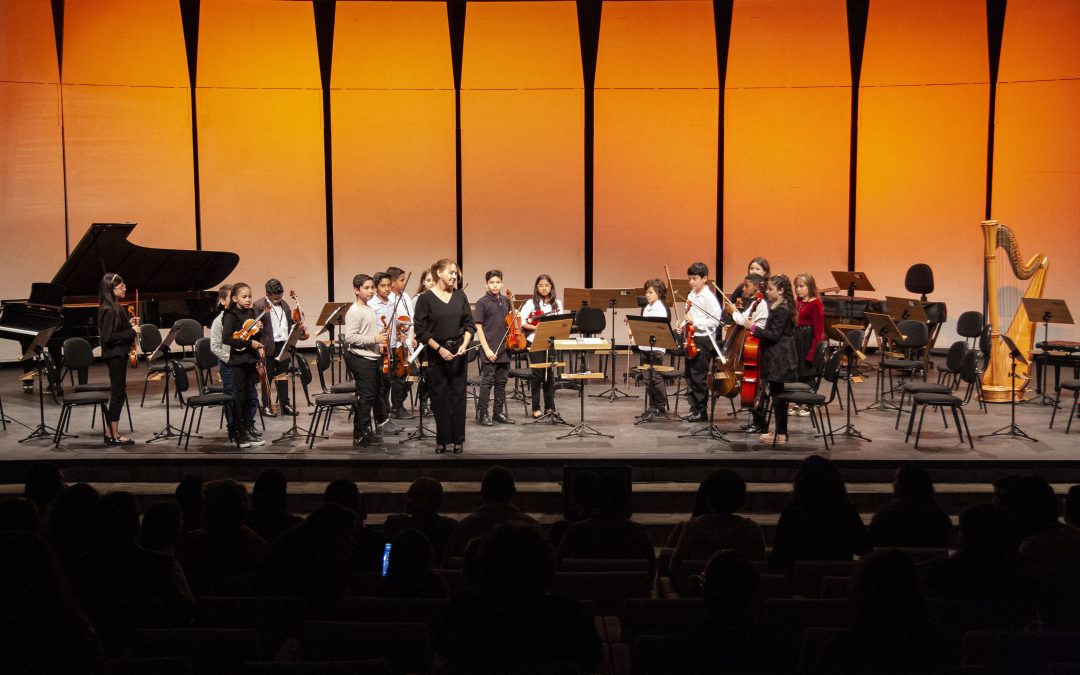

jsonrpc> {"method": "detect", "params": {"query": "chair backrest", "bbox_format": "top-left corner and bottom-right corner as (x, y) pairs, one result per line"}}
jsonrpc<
(811, 340), (829, 375)
(576, 307), (606, 336)
(959, 349), (981, 384)
(944, 340), (968, 372)
(904, 263), (934, 299)
(140, 324), (163, 355)
(820, 349), (843, 386)
(296, 355), (313, 387)
(314, 342), (332, 391)
(956, 310), (985, 339)
(170, 360), (191, 396)
(195, 337), (217, 370)
(62, 337), (95, 370)
(895, 319), (929, 349)
(845, 329), (865, 358)
(173, 318), (204, 348)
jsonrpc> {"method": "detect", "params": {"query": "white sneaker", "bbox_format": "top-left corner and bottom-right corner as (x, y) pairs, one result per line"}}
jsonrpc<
(797, 406), (811, 417)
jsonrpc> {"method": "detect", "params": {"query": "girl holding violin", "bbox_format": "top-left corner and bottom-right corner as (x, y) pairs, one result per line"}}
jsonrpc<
(221, 282), (266, 448)
(473, 269), (517, 426)
(519, 274), (562, 418)
(97, 273), (139, 445)
(637, 278), (671, 417)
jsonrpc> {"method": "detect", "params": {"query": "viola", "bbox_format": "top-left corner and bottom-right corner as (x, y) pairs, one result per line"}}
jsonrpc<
(231, 307), (270, 351)
(505, 290), (527, 351)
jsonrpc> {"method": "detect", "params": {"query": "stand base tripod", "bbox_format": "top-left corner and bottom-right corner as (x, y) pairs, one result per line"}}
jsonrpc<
(533, 409), (569, 426)
(979, 423), (1038, 442)
(146, 364), (182, 443)
(834, 364), (871, 442)
(678, 392), (730, 443)
(19, 362), (67, 444)
(979, 353), (1037, 442)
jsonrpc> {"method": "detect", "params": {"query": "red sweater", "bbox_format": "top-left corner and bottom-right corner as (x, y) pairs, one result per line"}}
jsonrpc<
(796, 297), (825, 362)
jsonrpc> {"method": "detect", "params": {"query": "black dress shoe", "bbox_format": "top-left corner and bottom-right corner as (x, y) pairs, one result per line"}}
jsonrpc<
(435, 445), (447, 454)
(492, 413), (515, 424)
(743, 425), (765, 434)
(103, 436), (118, 446)
(683, 412), (707, 422)
(262, 406), (278, 418)
(281, 404), (297, 417)
(392, 407), (413, 420)
(115, 436), (135, 446)
(478, 415), (493, 427)
(453, 444), (464, 454)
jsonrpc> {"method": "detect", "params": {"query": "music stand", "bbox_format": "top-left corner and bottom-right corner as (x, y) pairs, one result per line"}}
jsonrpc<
(400, 348), (437, 444)
(1023, 298), (1074, 407)
(885, 296), (929, 323)
(530, 318), (573, 425)
(17, 327), (62, 443)
(316, 302), (350, 383)
(832, 330), (871, 442)
(980, 334), (1038, 442)
(563, 288), (591, 311)
(863, 312), (905, 412)
(627, 316), (678, 424)
(272, 324), (308, 443)
(586, 288), (639, 402)
(145, 325), (183, 443)
(831, 271), (875, 327)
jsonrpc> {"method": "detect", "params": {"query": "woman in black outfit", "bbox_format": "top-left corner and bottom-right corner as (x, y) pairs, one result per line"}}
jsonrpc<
(414, 259), (475, 454)
(220, 282), (266, 448)
(735, 272), (797, 444)
(97, 273), (139, 445)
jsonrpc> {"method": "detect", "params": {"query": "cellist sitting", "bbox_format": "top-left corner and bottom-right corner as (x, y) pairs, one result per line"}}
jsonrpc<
(473, 270), (516, 426)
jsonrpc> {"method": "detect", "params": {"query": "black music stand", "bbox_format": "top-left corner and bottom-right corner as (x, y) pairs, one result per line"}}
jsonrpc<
(833, 330), (871, 442)
(863, 312), (905, 412)
(831, 271), (875, 326)
(530, 318), (573, 426)
(17, 327), (62, 443)
(145, 326), (183, 443)
(315, 302), (350, 384)
(586, 288), (639, 402)
(885, 296), (929, 323)
(980, 334), (1038, 442)
(272, 324), (308, 443)
(1023, 298), (1074, 407)
(400, 347), (437, 444)
(627, 316), (678, 424)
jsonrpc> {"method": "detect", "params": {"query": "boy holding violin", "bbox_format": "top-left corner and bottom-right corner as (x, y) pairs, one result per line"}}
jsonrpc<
(473, 269), (516, 426)
(254, 278), (309, 417)
(386, 266), (416, 420)
(369, 272), (403, 436)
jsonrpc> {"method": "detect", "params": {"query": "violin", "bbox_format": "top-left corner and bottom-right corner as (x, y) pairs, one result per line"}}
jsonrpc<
(231, 307), (270, 351)
(379, 316), (391, 375)
(505, 290), (527, 351)
(683, 300), (699, 359)
(288, 290), (310, 339)
(256, 356), (276, 415)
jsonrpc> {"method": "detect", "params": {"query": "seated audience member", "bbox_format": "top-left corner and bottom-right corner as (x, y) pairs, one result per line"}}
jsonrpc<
(0, 497), (39, 534)
(1067, 484), (1080, 527)
(48, 483), (103, 573)
(548, 471), (600, 551)
(383, 477), (459, 563)
(670, 470), (766, 583)
(434, 522), (601, 673)
(174, 474), (204, 534)
(0, 531), (106, 674)
(268, 503), (358, 608)
(556, 473), (656, 577)
(812, 550), (948, 674)
(141, 501), (183, 555)
(868, 463), (952, 549)
(633, 551), (796, 674)
(665, 479), (711, 548)
(769, 455), (870, 572)
(1011, 476), (1080, 629)
(373, 528), (448, 599)
(176, 479), (268, 596)
(323, 479), (384, 572)
(246, 468), (303, 543)
(69, 491), (194, 626)
(922, 502), (1020, 601)
(444, 466), (539, 562)
(22, 462), (65, 524)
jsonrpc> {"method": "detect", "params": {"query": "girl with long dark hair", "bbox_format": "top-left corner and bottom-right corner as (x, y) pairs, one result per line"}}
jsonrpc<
(220, 282), (266, 448)
(735, 273), (798, 443)
(97, 273), (138, 445)
(519, 274), (563, 418)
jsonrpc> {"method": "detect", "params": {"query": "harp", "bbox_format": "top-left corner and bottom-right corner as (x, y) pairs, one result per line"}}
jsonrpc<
(981, 220), (1048, 403)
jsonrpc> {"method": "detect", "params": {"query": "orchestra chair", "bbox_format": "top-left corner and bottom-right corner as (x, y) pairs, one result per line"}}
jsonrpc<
(305, 390), (357, 449)
(57, 337), (133, 433)
(194, 337), (264, 433)
(171, 360), (233, 450)
(1049, 379), (1080, 433)
(881, 319), (930, 395)
(956, 310), (986, 353)
(773, 349), (841, 451)
(315, 341), (354, 395)
(44, 354), (110, 448)
(139, 324), (194, 407)
(903, 351), (979, 450)
(507, 356), (539, 417)
(894, 342), (968, 429)
(905, 263), (935, 302)
(575, 306), (606, 372)
(173, 318), (204, 368)
(934, 340), (969, 390)
(465, 347), (484, 421)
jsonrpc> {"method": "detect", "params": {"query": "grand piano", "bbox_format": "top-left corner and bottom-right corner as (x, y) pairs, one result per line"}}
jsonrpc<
(1, 223), (239, 360)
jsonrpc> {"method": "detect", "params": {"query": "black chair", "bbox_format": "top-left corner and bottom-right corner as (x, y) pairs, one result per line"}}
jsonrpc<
(934, 340), (968, 390)
(61, 336), (133, 432)
(315, 341), (354, 394)
(784, 340), (829, 396)
(1049, 379), (1080, 433)
(892, 341), (968, 429)
(194, 337), (222, 394)
(575, 306), (607, 373)
(881, 319), (930, 393)
(138, 324), (193, 406)
(171, 360), (233, 450)
(305, 389), (358, 448)
(507, 350), (540, 417)
(904, 351), (977, 450)
(956, 311), (985, 351)
(173, 318), (204, 367)
(905, 263), (935, 302)
(44, 354), (110, 448)
(773, 349), (840, 450)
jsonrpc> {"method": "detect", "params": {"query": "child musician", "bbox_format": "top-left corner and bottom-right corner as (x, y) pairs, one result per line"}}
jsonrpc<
(679, 262), (722, 422)
(725, 257), (770, 325)
(369, 272), (402, 437)
(254, 278), (308, 417)
(386, 266), (415, 420)
(734, 274), (798, 444)
(221, 283), (266, 448)
(519, 274), (563, 419)
(794, 273), (825, 415)
(474, 270), (516, 426)
(343, 274), (389, 447)
(725, 273), (769, 332)
(638, 278), (671, 417)
(96, 273), (138, 445)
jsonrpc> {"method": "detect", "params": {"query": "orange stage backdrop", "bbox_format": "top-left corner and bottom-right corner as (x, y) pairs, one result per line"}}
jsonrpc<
(62, 0), (194, 251)
(593, 0), (717, 291)
(992, 0), (1080, 342)
(723, 0), (849, 296)
(331, 1), (456, 301)
(856, 0), (989, 343)
(460, 1), (584, 295)
(196, 0), (327, 320)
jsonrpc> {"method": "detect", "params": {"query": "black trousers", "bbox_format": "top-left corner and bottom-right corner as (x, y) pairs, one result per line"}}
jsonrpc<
(104, 355), (127, 423)
(529, 350), (556, 412)
(374, 369), (390, 424)
(261, 352), (290, 408)
(752, 381), (788, 434)
(479, 359), (509, 417)
(345, 353), (379, 438)
(231, 362), (257, 436)
(684, 336), (715, 415)
(427, 354), (467, 445)
(640, 350), (668, 411)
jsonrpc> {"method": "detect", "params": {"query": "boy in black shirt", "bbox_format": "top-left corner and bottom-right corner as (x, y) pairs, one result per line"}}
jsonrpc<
(474, 270), (516, 426)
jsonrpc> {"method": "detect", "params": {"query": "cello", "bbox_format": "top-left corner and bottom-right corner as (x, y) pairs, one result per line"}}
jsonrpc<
(717, 283), (762, 408)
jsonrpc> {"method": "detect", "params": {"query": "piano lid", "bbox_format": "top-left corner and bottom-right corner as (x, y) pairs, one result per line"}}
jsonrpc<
(52, 223), (239, 296)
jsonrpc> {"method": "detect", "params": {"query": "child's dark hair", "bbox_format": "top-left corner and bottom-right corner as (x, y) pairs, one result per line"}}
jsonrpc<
(643, 278), (667, 302)
(769, 274), (796, 312)
(353, 274), (373, 290)
(373, 272), (391, 287)
(387, 266), (405, 281)
(228, 282), (250, 310)
(486, 269), (504, 282)
(217, 284), (233, 302)
(687, 262), (709, 278)
(745, 273), (764, 288)
(533, 274), (560, 313)
(749, 257), (771, 279)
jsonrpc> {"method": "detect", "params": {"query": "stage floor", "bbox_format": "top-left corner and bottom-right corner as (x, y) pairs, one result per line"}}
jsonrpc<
(1, 358), (1076, 467)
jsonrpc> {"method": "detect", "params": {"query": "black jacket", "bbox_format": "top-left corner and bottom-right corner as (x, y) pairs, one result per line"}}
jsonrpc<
(754, 303), (797, 384)
(221, 307), (260, 365)
(97, 306), (135, 359)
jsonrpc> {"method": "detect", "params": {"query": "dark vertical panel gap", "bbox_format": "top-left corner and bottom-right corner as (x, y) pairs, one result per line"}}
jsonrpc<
(51, 0), (70, 256)
(846, 0), (870, 272)
(985, 0), (1007, 220)
(180, 0), (202, 250)
(713, 0), (734, 284)
(577, 1), (601, 288)
(448, 1), (466, 277)
(314, 0), (336, 299)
